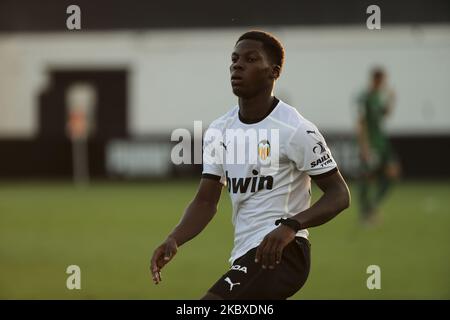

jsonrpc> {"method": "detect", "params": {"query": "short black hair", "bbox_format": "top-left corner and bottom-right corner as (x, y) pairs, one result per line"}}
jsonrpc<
(236, 30), (285, 71)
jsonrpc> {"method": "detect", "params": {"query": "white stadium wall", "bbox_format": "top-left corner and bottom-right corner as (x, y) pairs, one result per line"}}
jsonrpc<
(0, 25), (450, 138)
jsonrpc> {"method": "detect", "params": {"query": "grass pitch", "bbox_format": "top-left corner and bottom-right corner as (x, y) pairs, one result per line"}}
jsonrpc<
(0, 180), (449, 299)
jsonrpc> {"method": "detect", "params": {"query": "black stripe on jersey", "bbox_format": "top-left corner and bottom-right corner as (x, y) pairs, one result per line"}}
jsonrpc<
(202, 173), (222, 181)
(310, 167), (338, 180)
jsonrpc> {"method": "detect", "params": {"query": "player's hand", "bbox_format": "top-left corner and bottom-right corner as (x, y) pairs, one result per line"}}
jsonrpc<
(150, 236), (178, 284)
(255, 225), (296, 270)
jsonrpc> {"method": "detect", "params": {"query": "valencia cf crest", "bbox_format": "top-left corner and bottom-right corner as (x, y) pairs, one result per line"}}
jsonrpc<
(258, 139), (271, 161)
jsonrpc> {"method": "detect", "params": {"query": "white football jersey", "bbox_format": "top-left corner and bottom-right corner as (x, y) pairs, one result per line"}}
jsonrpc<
(202, 99), (337, 264)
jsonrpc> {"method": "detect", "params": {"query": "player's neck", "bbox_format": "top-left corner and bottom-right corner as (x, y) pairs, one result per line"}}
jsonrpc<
(238, 93), (277, 124)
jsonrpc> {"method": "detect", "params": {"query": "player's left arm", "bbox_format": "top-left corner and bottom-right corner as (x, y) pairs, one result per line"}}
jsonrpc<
(255, 170), (350, 269)
(296, 170), (350, 228)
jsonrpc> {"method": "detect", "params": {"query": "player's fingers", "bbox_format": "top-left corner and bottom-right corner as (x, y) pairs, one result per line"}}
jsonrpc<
(267, 240), (280, 269)
(275, 244), (283, 265)
(154, 255), (167, 284)
(255, 238), (267, 263)
(155, 271), (162, 284)
(150, 250), (161, 284)
(152, 269), (160, 284)
(261, 239), (275, 269)
(150, 248), (163, 274)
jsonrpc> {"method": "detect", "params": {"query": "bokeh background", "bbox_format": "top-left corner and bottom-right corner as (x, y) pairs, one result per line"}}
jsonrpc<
(0, 0), (449, 299)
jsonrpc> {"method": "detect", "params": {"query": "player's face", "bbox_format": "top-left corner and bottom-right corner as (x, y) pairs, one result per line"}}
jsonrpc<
(372, 73), (385, 89)
(230, 40), (275, 98)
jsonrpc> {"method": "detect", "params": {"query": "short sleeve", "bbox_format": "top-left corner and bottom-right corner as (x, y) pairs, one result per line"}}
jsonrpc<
(202, 124), (226, 184)
(286, 123), (337, 177)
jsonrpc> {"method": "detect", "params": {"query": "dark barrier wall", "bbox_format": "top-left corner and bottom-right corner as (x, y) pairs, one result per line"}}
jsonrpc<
(0, 135), (449, 179)
(1, 0), (449, 32)
(39, 70), (128, 140)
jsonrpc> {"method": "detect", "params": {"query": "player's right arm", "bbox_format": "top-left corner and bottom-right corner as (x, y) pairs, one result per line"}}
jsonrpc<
(150, 177), (223, 284)
(356, 94), (371, 163)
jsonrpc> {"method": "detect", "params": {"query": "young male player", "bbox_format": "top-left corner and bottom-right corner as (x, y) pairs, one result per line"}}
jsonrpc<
(151, 31), (350, 299)
(357, 67), (400, 225)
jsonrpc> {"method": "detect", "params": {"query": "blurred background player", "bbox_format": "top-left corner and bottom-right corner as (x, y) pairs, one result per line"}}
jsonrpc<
(356, 67), (401, 225)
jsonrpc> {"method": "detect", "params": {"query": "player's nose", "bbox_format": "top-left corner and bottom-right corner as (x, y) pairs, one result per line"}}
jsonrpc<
(231, 61), (244, 72)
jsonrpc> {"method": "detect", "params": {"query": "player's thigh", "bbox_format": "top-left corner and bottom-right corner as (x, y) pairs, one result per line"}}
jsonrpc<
(201, 292), (223, 300)
(206, 238), (310, 300)
(267, 237), (311, 299)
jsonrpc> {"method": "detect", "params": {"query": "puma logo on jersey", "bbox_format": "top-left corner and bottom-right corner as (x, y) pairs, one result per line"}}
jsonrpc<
(224, 277), (240, 291)
(311, 153), (332, 168)
(230, 264), (248, 273)
(220, 141), (229, 151)
(225, 170), (273, 194)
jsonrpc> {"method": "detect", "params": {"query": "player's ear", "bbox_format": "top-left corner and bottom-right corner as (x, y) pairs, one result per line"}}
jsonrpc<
(271, 65), (281, 80)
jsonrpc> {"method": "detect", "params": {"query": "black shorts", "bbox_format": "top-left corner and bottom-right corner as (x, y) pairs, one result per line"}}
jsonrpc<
(207, 237), (311, 300)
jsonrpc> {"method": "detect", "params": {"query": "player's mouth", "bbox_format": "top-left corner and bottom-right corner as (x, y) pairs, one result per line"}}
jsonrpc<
(231, 74), (244, 86)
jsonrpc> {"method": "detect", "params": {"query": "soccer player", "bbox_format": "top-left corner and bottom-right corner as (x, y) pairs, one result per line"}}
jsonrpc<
(150, 31), (350, 299)
(356, 67), (401, 225)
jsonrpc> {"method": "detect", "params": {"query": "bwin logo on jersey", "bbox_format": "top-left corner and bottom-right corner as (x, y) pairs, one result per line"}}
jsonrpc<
(225, 169), (274, 194)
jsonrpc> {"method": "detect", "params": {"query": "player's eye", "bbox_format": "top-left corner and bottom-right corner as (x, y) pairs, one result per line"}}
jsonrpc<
(247, 57), (257, 62)
(231, 56), (238, 63)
